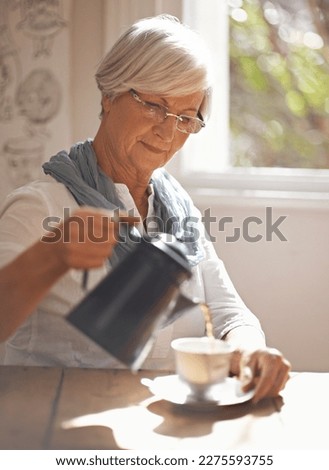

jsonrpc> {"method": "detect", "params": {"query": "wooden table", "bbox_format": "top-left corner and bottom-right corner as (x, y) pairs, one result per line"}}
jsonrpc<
(0, 366), (328, 450)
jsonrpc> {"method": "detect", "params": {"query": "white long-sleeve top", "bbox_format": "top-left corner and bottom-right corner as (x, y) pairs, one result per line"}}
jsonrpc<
(0, 174), (264, 369)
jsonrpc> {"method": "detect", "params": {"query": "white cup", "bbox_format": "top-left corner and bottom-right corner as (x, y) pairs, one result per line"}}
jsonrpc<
(171, 337), (234, 399)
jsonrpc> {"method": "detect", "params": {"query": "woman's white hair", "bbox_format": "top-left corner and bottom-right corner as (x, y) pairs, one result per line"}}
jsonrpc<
(95, 14), (213, 119)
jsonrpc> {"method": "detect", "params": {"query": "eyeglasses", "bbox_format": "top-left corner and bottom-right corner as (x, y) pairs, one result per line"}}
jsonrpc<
(129, 89), (205, 134)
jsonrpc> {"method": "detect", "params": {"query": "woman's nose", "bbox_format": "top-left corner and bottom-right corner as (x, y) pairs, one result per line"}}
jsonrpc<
(154, 116), (177, 141)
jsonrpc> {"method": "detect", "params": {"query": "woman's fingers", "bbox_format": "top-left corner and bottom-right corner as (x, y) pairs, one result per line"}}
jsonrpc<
(42, 209), (140, 269)
(240, 348), (291, 403)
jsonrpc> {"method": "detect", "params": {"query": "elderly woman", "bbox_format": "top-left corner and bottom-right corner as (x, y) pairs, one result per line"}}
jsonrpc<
(0, 15), (290, 402)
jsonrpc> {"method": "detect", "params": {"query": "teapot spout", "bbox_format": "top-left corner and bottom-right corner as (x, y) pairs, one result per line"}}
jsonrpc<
(165, 293), (200, 326)
(174, 293), (200, 313)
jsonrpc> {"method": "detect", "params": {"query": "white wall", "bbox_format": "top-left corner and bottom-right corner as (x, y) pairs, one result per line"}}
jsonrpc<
(191, 197), (329, 372)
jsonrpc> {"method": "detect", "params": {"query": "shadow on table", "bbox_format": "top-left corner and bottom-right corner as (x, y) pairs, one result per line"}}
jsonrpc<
(145, 395), (284, 439)
(55, 392), (284, 449)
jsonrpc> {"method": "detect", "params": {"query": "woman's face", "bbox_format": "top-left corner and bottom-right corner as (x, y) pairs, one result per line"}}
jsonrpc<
(99, 89), (204, 176)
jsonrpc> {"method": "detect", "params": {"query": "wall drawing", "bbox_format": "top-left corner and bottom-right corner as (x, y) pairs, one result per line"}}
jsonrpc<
(0, 0), (21, 121)
(16, 0), (66, 57)
(0, 0), (67, 194)
(3, 68), (61, 186)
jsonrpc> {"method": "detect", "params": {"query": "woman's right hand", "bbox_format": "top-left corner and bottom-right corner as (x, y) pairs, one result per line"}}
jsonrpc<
(42, 207), (139, 270)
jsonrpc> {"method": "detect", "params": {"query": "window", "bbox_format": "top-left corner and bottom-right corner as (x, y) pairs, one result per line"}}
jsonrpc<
(230, 0), (329, 169)
(177, 0), (329, 201)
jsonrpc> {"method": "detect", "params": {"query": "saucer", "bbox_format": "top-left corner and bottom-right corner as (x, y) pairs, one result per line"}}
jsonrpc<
(141, 375), (254, 409)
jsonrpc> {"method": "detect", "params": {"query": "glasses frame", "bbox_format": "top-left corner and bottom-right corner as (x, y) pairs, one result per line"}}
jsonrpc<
(129, 89), (205, 135)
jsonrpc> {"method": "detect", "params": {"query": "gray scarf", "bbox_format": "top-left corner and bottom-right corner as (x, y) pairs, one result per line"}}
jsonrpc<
(43, 139), (204, 266)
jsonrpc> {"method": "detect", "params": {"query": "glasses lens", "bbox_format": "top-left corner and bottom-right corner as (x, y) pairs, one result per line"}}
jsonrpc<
(143, 102), (166, 123)
(177, 116), (203, 134)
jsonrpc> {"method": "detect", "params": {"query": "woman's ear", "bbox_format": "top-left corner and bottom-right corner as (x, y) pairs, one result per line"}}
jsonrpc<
(102, 94), (111, 113)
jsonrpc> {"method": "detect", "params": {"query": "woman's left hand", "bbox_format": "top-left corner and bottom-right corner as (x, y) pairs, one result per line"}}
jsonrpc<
(239, 347), (291, 403)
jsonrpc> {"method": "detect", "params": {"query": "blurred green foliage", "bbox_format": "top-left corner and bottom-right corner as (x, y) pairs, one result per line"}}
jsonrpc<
(229, 0), (329, 168)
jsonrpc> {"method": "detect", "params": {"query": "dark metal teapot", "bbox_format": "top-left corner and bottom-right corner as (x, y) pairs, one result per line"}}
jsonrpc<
(67, 234), (198, 370)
